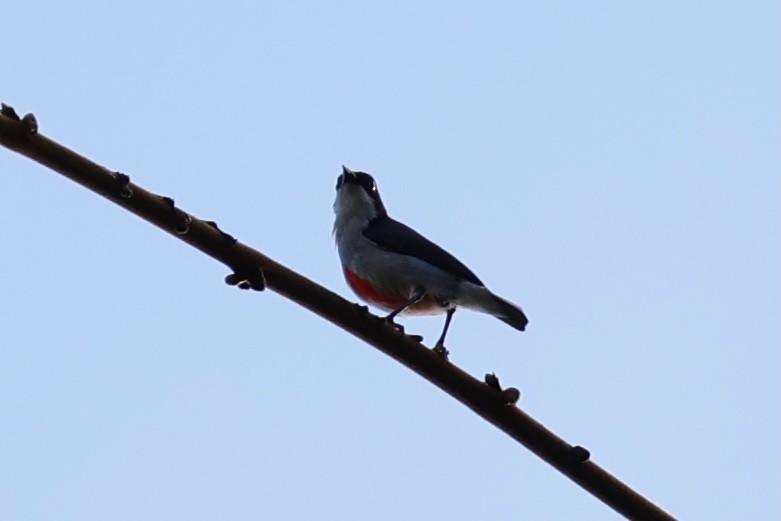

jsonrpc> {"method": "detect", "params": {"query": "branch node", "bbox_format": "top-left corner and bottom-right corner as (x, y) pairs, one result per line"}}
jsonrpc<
(502, 387), (521, 405)
(161, 196), (192, 235)
(205, 220), (237, 244)
(485, 372), (501, 390)
(114, 172), (133, 199)
(225, 268), (266, 291)
(22, 113), (38, 134)
(485, 373), (522, 404)
(1, 103), (20, 120)
(570, 445), (591, 463)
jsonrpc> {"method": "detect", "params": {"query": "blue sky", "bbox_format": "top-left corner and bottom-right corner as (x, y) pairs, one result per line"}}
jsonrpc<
(1, 2), (778, 519)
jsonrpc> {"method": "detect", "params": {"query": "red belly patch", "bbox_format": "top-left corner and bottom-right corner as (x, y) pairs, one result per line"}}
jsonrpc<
(344, 269), (441, 314)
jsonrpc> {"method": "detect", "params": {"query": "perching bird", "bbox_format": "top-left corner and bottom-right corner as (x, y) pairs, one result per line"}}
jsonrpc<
(333, 166), (528, 355)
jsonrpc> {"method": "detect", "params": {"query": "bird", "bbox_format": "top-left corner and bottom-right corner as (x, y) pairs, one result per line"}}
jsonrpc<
(333, 166), (528, 356)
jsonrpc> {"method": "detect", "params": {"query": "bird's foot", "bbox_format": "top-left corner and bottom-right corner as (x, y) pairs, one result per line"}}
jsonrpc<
(380, 316), (423, 342)
(432, 343), (450, 360)
(382, 315), (405, 333)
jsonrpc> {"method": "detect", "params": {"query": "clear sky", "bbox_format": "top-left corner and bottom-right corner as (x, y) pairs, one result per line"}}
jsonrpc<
(1, 2), (778, 520)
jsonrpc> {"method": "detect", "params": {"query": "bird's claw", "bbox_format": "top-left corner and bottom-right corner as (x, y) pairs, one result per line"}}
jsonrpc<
(382, 316), (405, 332)
(380, 317), (424, 342)
(432, 344), (450, 360)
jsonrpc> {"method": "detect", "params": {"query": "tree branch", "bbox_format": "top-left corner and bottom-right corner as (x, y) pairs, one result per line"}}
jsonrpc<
(0, 105), (676, 521)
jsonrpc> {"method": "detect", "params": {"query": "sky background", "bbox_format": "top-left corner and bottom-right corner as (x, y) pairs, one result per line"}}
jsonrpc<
(1, 2), (778, 520)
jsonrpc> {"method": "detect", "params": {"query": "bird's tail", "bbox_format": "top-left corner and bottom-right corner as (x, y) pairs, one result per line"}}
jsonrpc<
(460, 283), (528, 331)
(494, 297), (529, 331)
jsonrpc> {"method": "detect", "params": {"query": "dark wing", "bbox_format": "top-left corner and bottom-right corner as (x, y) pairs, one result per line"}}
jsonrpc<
(363, 216), (483, 286)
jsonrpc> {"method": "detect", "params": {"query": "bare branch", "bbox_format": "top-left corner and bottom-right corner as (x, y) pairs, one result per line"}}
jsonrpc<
(1, 105), (676, 521)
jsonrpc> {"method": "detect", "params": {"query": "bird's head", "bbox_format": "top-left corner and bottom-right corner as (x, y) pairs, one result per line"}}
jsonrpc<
(333, 165), (387, 223)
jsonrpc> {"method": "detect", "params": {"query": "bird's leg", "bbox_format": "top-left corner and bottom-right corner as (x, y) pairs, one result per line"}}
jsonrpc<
(384, 288), (425, 333)
(433, 308), (455, 358)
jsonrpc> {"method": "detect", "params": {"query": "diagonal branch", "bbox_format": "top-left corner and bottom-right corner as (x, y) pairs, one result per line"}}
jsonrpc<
(0, 105), (676, 521)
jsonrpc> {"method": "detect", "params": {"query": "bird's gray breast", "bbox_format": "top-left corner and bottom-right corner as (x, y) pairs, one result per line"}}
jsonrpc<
(335, 218), (462, 303)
